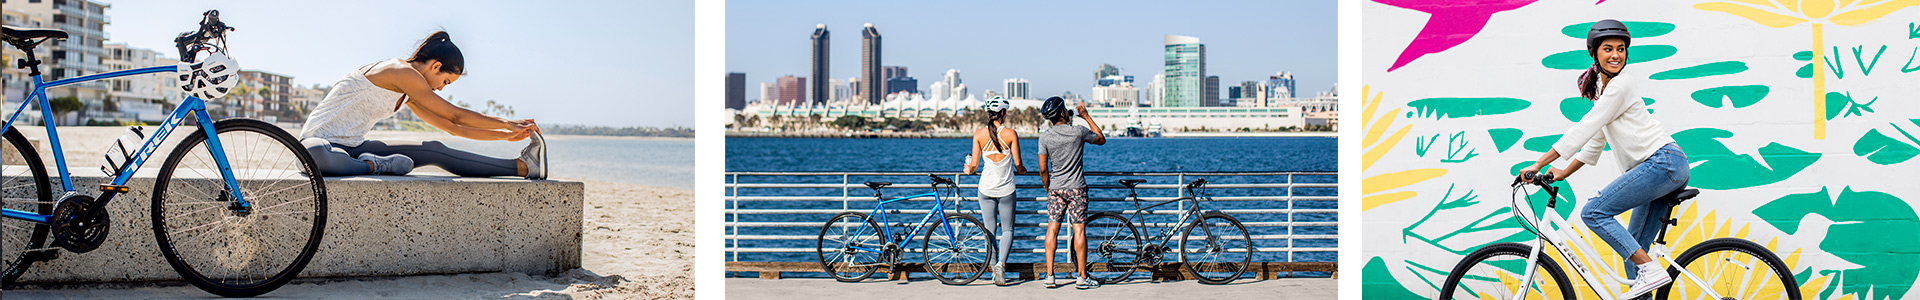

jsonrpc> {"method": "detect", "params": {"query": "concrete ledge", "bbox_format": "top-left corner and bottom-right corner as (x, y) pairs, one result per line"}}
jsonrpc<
(16, 171), (583, 283)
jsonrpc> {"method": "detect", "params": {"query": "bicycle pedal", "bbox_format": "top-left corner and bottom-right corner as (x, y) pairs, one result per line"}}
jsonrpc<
(98, 184), (129, 193)
(22, 249), (58, 261)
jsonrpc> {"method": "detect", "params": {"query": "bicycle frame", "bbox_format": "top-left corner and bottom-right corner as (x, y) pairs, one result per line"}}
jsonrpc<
(845, 185), (962, 259)
(1124, 195), (1204, 250)
(1505, 186), (1721, 300)
(0, 62), (248, 225)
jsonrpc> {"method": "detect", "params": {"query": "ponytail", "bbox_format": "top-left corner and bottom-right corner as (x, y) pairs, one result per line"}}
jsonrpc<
(1578, 66), (1600, 100)
(408, 31), (465, 75)
(985, 111), (1005, 152)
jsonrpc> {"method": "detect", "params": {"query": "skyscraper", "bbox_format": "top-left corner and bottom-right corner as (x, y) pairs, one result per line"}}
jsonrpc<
(1239, 81), (1261, 106)
(726, 72), (746, 110)
(759, 82), (778, 105)
(862, 24), (883, 104)
(1095, 64), (1120, 80)
(882, 66), (908, 81)
(810, 24), (830, 105)
(777, 75), (807, 105)
(1204, 75), (1221, 106)
(1162, 35), (1205, 107)
(1003, 78), (1029, 100)
(1227, 86), (1242, 100)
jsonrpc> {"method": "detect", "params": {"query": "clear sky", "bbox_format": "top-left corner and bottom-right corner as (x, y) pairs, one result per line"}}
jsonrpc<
(726, 0), (1336, 103)
(100, 0), (693, 127)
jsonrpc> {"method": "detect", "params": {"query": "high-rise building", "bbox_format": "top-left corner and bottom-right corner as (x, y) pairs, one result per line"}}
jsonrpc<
(827, 78), (845, 103)
(1162, 35), (1205, 107)
(885, 76), (917, 95)
(1266, 72), (1296, 99)
(1003, 78), (1029, 100)
(943, 69), (963, 94)
(11, 0), (114, 116)
(861, 24), (882, 104)
(759, 82), (778, 105)
(882, 66), (907, 81)
(1090, 82), (1138, 107)
(848, 77), (863, 102)
(1204, 75), (1221, 106)
(1227, 86), (1242, 100)
(2, 8), (52, 106)
(236, 70), (295, 121)
(726, 73), (746, 110)
(777, 75), (807, 105)
(810, 24), (830, 105)
(1095, 64), (1120, 80)
(1145, 72), (1164, 107)
(1238, 80), (1261, 106)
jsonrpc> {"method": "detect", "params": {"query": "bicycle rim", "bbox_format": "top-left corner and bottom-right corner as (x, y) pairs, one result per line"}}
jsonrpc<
(1437, 243), (1575, 300)
(1082, 213), (1141, 284)
(0, 127), (52, 287)
(1180, 214), (1251, 284)
(816, 212), (880, 282)
(1660, 238), (1801, 300)
(923, 214), (989, 285)
(152, 119), (326, 297)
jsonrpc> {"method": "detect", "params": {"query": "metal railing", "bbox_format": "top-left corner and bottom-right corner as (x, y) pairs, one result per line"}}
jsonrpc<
(724, 171), (1337, 277)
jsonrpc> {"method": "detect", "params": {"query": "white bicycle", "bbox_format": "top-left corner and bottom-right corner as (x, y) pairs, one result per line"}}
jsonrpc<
(1435, 172), (1799, 300)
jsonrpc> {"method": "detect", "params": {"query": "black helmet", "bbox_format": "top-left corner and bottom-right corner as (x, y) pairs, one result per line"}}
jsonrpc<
(1040, 96), (1068, 121)
(1586, 19), (1631, 54)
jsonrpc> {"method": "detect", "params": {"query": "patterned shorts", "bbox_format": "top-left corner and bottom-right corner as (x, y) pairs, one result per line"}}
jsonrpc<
(1046, 188), (1089, 224)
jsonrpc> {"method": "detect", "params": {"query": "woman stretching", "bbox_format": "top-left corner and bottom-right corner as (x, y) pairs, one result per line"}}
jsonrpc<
(299, 31), (546, 179)
(1519, 19), (1690, 299)
(963, 97), (1025, 286)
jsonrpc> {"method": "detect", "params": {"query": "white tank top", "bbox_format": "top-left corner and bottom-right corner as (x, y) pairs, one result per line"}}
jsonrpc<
(299, 62), (406, 147)
(977, 133), (1016, 198)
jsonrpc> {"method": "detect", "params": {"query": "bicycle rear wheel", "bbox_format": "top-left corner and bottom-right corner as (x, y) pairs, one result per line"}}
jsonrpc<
(1657, 238), (1801, 300)
(816, 212), (881, 282)
(151, 119), (326, 297)
(1437, 242), (1576, 300)
(1179, 212), (1252, 284)
(1081, 212), (1142, 284)
(923, 213), (991, 285)
(0, 127), (52, 288)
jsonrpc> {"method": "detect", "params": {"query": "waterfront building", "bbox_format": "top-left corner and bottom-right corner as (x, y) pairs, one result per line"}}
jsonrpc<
(9, 0), (113, 119)
(1204, 75), (1221, 106)
(861, 24), (882, 104)
(1162, 35), (1205, 107)
(759, 82), (778, 106)
(1090, 82), (1139, 107)
(103, 43), (176, 122)
(828, 78), (848, 102)
(776, 75), (806, 105)
(1087, 106), (1306, 133)
(1003, 78), (1028, 100)
(1095, 63), (1119, 80)
(726, 72), (746, 110)
(810, 24), (829, 105)
(1227, 86), (1241, 100)
(234, 70), (295, 122)
(2, 7), (52, 109)
(885, 76), (917, 96)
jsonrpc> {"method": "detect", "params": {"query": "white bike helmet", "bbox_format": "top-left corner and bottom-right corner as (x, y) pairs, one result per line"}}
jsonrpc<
(177, 52), (239, 100)
(982, 97), (1010, 113)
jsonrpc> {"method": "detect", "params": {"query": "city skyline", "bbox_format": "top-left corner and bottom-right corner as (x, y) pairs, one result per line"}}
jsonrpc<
(726, 0), (1335, 105)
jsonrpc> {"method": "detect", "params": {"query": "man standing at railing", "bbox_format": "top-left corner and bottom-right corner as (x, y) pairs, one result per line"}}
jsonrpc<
(1036, 96), (1106, 289)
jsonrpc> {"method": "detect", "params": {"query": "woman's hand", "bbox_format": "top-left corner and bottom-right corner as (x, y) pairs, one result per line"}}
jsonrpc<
(1518, 164), (1543, 183)
(504, 119), (538, 142)
(1547, 167), (1570, 181)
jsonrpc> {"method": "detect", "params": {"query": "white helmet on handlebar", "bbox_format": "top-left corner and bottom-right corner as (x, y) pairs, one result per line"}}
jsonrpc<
(177, 52), (240, 100)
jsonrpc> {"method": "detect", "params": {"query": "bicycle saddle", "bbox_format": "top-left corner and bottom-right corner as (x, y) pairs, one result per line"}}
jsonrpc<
(864, 181), (892, 189)
(2, 26), (68, 50)
(1117, 179), (1147, 188)
(1658, 188), (1699, 205)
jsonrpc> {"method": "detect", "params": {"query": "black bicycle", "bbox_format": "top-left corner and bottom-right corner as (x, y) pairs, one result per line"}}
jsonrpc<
(1078, 178), (1253, 284)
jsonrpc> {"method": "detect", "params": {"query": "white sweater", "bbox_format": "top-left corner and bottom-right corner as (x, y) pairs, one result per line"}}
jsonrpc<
(1551, 71), (1676, 173)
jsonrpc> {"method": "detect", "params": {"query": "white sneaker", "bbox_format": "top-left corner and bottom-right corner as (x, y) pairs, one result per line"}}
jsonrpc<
(1622, 261), (1671, 299)
(1075, 276), (1100, 290)
(991, 263), (1007, 286)
(520, 130), (547, 179)
(358, 153), (413, 175)
(1043, 273), (1060, 288)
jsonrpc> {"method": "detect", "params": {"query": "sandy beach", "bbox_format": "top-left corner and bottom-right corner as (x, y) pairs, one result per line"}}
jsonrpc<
(4, 127), (695, 299)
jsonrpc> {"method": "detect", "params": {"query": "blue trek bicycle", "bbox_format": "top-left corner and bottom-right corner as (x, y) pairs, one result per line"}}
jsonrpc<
(815, 174), (995, 285)
(1, 11), (327, 297)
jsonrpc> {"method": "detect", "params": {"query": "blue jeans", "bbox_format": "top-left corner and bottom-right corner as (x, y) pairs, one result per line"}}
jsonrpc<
(1581, 142), (1688, 278)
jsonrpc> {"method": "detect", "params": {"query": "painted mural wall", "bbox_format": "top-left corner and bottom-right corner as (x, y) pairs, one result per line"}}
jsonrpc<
(1363, 0), (1920, 299)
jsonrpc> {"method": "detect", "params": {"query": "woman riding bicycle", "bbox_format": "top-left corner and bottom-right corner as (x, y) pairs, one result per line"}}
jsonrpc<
(299, 31), (547, 179)
(962, 97), (1025, 286)
(1518, 19), (1691, 299)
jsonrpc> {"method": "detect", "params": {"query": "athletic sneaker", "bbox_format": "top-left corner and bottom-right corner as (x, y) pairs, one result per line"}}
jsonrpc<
(1622, 261), (1672, 299)
(1075, 276), (1099, 290)
(1043, 273), (1060, 288)
(991, 263), (1008, 286)
(520, 130), (547, 179)
(358, 153), (413, 175)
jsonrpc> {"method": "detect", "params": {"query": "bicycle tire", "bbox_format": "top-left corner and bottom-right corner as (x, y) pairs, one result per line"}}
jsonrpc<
(816, 212), (882, 282)
(0, 127), (52, 288)
(1179, 212), (1252, 284)
(1657, 238), (1802, 300)
(1079, 212), (1142, 284)
(923, 213), (991, 285)
(151, 119), (327, 297)
(1436, 242), (1576, 300)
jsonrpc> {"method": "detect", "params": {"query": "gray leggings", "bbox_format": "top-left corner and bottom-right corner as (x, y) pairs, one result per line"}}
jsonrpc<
(977, 193), (1017, 265)
(303, 138), (518, 177)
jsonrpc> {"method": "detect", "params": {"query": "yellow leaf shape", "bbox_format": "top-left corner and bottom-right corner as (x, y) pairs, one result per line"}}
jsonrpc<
(1361, 85), (1380, 139)
(1803, 0), (1837, 18)
(1831, 0), (1920, 25)
(1728, 0), (1783, 7)
(1698, 2), (1812, 27)
(1362, 116), (1411, 171)
(1361, 191), (1417, 211)
(1362, 168), (1446, 195)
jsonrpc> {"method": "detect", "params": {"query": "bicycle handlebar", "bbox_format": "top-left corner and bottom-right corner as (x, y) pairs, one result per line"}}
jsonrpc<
(928, 174), (954, 186)
(1514, 171), (1556, 187)
(173, 10), (235, 62)
(1186, 178), (1207, 190)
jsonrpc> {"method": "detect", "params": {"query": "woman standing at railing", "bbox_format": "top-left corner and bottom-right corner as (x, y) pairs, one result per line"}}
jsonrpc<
(963, 97), (1025, 286)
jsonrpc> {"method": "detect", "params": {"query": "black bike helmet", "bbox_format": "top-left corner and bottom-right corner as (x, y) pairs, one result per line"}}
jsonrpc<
(1040, 96), (1068, 121)
(1586, 19), (1630, 54)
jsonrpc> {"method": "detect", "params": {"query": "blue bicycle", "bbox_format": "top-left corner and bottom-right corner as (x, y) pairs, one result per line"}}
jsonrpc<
(815, 174), (994, 285)
(1, 11), (326, 297)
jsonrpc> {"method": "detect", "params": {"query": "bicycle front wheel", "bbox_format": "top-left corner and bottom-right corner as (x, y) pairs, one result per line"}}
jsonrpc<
(151, 119), (327, 297)
(923, 213), (991, 285)
(816, 212), (881, 282)
(1658, 238), (1801, 300)
(1436, 242), (1575, 300)
(0, 127), (52, 288)
(1081, 212), (1142, 284)
(1179, 212), (1252, 284)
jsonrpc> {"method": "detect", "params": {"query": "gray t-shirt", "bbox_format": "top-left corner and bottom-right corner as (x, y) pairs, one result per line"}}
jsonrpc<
(1038, 124), (1100, 190)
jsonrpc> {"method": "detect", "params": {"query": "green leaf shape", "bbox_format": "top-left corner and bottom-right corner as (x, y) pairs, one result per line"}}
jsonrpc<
(1406, 97), (1531, 119)
(1795, 51), (1813, 61)
(1753, 187), (1920, 300)
(1799, 64), (1814, 78)
(1690, 85), (1769, 108)
(1524, 134), (1561, 153)
(1855, 128), (1920, 165)
(1489, 128), (1523, 153)
(1561, 97), (1591, 123)
(1362, 257), (1428, 300)
(1651, 61), (1748, 80)
(1404, 184), (1534, 255)
(1560, 21), (1676, 39)
(1826, 92), (1850, 120)
(1541, 45), (1679, 70)
(1674, 128), (1821, 190)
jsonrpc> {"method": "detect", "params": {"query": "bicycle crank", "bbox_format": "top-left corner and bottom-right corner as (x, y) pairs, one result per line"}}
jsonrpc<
(50, 194), (110, 253)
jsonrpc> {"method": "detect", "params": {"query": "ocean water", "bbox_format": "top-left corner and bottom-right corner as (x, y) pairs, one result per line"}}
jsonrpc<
(431, 135), (692, 189)
(725, 137), (1338, 277)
